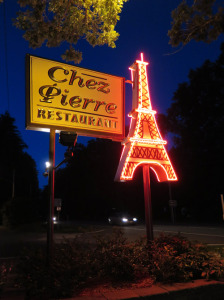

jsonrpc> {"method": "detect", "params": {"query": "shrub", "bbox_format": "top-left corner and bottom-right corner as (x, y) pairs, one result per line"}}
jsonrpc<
(147, 234), (224, 282)
(2, 196), (38, 228)
(92, 229), (145, 281)
(16, 237), (94, 299)
(0, 262), (12, 294)
(15, 232), (224, 299)
(17, 248), (53, 299)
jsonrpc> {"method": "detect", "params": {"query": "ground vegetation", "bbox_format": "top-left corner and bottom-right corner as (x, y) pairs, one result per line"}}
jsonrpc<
(7, 231), (224, 299)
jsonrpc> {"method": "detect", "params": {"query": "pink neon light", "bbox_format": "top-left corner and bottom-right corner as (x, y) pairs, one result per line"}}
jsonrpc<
(121, 161), (177, 182)
(121, 161), (168, 181)
(129, 138), (167, 145)
(116, 52), (178, 182)
(136, 108), (157, 114)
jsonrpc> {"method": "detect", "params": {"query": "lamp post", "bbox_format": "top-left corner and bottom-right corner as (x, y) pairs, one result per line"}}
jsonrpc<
(44, 131), (77, 266)
(47, 129), (55, 266)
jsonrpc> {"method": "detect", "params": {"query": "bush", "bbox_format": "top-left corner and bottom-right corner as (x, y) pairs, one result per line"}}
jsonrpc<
(147, 234), (224, 282)
(93, 229), (146, 281)
(16, 237), (94, 299)
(0, 262), (12, 293)
(15, 232), (224, 299)
(2, 196), (38, 228)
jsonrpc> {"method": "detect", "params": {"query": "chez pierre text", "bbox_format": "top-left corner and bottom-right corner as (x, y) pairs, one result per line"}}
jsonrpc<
(38, 66), (117, 115)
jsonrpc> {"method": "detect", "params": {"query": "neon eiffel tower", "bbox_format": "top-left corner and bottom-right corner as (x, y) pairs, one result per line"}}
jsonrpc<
(115, 53), (177, 182)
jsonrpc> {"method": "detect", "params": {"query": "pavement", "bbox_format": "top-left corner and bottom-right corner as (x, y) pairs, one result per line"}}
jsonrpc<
(2, 279), (224, 300)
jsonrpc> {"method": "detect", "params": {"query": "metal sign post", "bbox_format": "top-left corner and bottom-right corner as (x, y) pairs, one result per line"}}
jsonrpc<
(47, 128), (55, 265)
(221, 194), (224, 221)
(143, 165), (153, 242)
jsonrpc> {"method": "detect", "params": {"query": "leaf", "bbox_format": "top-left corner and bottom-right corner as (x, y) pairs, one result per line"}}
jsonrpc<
(13, 0), (128, 63)
(201, 271), (207, 277)
(168, 0), (224, 47)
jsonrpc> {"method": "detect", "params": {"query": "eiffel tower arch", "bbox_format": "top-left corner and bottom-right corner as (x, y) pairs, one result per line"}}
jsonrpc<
(115, 54), (177, 182)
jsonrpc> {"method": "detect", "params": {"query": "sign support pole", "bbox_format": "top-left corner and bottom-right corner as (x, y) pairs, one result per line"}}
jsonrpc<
(221, 194), (224, 221)
(47, 129), (55, 265)
(169, 183), (175, 224)
(143, 165), (153, 242)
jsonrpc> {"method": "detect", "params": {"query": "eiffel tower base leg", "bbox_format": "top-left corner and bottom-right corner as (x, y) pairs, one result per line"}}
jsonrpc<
(143, 165), (153, 242)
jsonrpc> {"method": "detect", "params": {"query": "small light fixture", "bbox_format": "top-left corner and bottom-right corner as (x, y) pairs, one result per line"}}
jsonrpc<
(45, 161), (51, 169)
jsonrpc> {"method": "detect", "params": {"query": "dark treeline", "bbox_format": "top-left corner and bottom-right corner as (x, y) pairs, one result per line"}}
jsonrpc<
(49, 139), (146, 222)
(0, 112), (39, 226)
(161, 43), (224, 222)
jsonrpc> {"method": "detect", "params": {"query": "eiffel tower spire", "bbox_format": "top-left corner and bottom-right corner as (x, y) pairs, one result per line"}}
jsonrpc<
(115, 53), (177, 182)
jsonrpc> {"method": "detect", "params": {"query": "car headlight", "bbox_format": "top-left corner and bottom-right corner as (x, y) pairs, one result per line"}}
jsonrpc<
(122, 218), (128, 222)
(133, 218), (137, 222)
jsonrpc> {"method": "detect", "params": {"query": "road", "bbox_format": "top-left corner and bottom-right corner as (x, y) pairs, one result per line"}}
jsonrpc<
(1, 223), (224, 257)
(120, 223), (224, 245)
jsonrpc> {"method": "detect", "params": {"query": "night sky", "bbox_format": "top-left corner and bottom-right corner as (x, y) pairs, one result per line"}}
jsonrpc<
(1, 0), (223, 188)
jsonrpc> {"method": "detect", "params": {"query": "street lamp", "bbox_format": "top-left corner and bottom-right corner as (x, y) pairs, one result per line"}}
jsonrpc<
(45, 132), (77, 266)
(43, 161), (50, 177)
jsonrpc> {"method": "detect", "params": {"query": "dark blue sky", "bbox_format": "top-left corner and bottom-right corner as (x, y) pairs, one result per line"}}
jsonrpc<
(1, 0), (223, 188)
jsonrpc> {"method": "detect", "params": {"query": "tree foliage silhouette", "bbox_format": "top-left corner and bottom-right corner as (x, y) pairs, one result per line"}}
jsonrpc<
(12, 0), (128, 64)
(0, 112), (39, 225)
(54, 138), (146, 220)
(163, 44), (224, 220)
(169, 0), (224, 48)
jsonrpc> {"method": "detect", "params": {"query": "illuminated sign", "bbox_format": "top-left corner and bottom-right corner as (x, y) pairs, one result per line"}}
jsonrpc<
(26, 55), (125, 141)
(115, 53), (177, 182)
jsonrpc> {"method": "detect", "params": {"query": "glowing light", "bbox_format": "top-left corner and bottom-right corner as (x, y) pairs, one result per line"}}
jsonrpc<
(129, 138), (167, 145)
(135, 108), (157, 114)
(136, 60), (148, 65)
(115, 53), (177, 182)
(45, 161), (51, 169)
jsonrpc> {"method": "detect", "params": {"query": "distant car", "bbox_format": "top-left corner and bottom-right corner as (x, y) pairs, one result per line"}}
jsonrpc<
(52, 216), (58, 224)
(108, 211), (138, 225)
(43, 216), (58, 226)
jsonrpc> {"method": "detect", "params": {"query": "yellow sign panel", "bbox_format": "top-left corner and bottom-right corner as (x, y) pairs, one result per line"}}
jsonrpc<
(26, 55), (125, 141)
